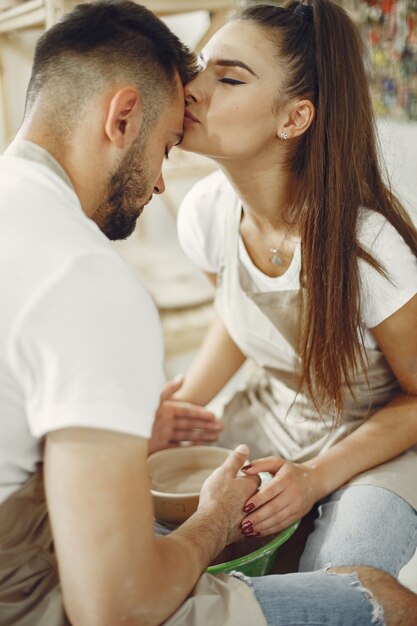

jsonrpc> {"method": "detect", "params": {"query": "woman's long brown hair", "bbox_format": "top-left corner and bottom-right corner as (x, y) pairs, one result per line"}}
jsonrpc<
(234, 0), (417, 419)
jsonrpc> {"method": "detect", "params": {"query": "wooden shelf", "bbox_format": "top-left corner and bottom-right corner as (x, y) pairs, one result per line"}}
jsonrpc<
(0, 0), (44, 33)
(0, 0), (234, 32)
(144, 0), (232, 15)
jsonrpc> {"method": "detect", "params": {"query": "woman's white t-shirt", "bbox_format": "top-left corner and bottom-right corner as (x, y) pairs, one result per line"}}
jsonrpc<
(178, 171), (417, 348)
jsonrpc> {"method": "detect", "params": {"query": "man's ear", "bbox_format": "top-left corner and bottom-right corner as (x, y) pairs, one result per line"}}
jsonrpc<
(105, 86), (143, 149)
(277, 99), (315, 141)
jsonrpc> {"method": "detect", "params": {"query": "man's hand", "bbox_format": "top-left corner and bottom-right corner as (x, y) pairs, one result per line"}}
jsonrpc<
(198, 444), (260, 544)
(149, 376), (222, 454)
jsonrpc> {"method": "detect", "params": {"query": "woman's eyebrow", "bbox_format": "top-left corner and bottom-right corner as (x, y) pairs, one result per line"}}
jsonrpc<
(214, 59), (259, 78)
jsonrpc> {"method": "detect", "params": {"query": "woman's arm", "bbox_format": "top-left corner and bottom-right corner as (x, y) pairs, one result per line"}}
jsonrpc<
(308, 291), (417, 495)
(148, 376), (223, 454)
(173, 297), (246, 406)
(240, 294), (417, 536)
(149, 276), (246, 451)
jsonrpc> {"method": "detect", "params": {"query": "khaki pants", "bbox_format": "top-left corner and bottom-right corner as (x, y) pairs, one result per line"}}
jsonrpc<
(0, 467), (68, 625)
(0, 469), (265, 626)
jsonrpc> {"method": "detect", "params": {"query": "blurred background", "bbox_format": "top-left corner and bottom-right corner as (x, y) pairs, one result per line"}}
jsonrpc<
(0, 0), (416, 374)
(1, 0), (416, 588)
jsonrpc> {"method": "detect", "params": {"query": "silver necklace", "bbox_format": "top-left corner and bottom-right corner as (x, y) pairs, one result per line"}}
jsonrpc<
(252, 219), (290, 267)
(267, 242), (286, 267)
(241, 206), (293, 267)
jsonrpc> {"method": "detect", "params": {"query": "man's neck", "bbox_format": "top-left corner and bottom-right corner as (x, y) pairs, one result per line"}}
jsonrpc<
(16, 125), (106, 219)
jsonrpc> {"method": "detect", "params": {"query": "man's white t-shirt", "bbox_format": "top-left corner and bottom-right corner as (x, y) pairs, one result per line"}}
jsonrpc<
(178, 171), (417, 348)
(0, 140), (164, 505)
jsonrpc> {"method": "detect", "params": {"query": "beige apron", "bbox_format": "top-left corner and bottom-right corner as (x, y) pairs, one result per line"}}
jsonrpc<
(217, 200), (417, 510)
(0, 466), (68, 626)
(0, 467), (267, 626)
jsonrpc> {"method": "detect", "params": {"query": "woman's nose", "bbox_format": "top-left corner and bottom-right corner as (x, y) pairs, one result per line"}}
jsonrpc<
(185, 91), (197, 104)
(184, 74), (204, 104)
(153, 172), (165, 195)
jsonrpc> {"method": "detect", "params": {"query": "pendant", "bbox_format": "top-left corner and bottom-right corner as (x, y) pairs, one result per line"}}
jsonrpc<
(269, 248), (283, 266)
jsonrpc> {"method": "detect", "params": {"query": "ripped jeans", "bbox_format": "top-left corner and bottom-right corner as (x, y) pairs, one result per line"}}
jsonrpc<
(242, 485), (417, 626)
(244, 569), (385, 626)
(298, 486), (417, 575)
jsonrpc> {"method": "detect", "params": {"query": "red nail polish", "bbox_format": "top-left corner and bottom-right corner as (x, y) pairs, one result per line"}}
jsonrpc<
(243, 503), (256, 513)
(242, 464), (253, 470)
(241, 520), (253, 529)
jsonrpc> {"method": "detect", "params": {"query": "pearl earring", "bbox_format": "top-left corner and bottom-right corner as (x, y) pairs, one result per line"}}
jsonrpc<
(280, 131), (288, 140)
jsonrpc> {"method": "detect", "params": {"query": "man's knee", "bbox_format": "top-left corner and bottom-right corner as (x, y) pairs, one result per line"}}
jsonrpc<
(328, 566), (417, 626)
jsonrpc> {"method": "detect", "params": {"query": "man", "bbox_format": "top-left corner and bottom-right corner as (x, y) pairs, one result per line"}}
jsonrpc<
(0, 2), (259, 623)
(0, 1), (415, 625)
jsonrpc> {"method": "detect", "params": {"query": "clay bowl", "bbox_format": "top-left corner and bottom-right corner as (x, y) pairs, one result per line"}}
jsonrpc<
(147, 445), (230, 524)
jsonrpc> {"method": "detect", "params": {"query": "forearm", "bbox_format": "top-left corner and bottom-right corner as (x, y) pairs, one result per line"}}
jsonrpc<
(174, 312), (246, 405)
(47, 431), (231, 626)
(48, 430), (257, 626)
(144, 448), (257, 624)
(148, 509), (229, 624)
(305, 393), (417, 501)
(68, 509), (230, 626)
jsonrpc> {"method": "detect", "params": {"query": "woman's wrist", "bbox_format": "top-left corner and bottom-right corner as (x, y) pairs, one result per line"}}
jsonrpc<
(171, 376), (209, 405)
(302, 458), (333, 502)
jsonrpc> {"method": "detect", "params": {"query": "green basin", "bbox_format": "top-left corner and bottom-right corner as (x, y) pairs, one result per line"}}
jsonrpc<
(207, 521), (299, 577)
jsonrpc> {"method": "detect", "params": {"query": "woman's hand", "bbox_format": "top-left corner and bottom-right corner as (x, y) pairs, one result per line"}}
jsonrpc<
(240, 456), (322, 536)
(149, 376), (223, 455)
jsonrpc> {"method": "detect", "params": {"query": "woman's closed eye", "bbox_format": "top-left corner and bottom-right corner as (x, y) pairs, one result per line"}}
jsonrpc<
(218, 77), (246, 86)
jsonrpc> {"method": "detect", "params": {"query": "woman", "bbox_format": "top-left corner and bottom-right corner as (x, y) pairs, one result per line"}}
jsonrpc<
(170, 0), (417, 576)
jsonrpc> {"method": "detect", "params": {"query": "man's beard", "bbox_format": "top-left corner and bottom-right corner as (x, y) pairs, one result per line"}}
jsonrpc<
(94, 138), (152, 241)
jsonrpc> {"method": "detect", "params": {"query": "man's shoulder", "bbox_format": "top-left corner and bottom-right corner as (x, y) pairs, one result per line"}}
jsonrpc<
(0, 155), (138, 336)
(0, 152), (74, 198)
(0, 153), (108, 259)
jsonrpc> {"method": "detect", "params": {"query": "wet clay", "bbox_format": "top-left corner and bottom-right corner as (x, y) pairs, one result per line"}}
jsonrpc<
(152, 467), (214, 494)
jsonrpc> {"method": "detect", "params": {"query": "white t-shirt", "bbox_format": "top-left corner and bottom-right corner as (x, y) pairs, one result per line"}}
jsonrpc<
(0, 140), (164, 504)
(178, 170), (417, 346)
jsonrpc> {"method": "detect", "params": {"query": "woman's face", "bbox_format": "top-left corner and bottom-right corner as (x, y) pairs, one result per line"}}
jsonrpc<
(181, 20), (284, 161)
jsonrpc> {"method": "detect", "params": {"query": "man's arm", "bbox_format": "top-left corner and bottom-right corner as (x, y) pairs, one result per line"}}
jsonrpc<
(45, 428), (257, 626)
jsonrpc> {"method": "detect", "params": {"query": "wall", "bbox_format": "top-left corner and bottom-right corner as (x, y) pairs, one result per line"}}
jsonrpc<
(376, 118), (417, 221)
(0, 10), (209, 149)
(0, 29), (41, 146)
(0, 12), (416, 223)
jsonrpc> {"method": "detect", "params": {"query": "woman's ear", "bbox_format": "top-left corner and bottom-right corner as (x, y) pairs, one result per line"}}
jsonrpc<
(104, 86), (144, 149)
(277, 99), (315, 140)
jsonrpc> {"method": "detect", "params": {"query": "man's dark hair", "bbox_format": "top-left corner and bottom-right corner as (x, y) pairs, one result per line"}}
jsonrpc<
(25, 0), (198, 127)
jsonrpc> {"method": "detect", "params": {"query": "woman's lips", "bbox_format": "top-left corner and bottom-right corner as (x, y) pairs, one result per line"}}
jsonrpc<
(184, 109), (200, 124)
